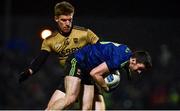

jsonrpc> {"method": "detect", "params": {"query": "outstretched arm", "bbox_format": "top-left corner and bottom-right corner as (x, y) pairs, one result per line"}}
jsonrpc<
(90, 62), (110, 91)
(28, 50), (49, 74)
(18, 50), (49, 83)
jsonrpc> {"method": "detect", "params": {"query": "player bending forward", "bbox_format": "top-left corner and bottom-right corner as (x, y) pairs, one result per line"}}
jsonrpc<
(49, 41), (152, 110)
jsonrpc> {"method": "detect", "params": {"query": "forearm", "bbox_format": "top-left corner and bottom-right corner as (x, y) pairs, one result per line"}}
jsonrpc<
(18, 50), (50, 83)
(90, 62), (110, 91)
(93, 74), (109, 91)
(29, 50), (49, 74)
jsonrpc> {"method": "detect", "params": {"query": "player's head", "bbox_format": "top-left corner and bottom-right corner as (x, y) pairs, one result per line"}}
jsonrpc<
(129, 51), (152, 74)
(54, 1), (74, 34)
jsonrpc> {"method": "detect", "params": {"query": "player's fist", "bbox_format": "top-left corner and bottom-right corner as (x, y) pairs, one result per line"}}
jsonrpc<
(104, 70), (120, 93)
(102, 86), (110, 93)
(18, 69), (32, 83)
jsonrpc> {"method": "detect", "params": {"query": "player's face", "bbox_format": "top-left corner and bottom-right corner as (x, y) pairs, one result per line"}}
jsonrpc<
(55, 13), (73, 33)
(129, 58), (145, 74)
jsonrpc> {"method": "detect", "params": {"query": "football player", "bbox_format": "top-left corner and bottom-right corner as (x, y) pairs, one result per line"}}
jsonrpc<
(18, 1), (105, 110)
(48, 41), (152, 110)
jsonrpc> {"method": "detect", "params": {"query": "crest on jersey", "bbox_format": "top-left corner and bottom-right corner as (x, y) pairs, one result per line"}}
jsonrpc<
(54, 43), (62, 49)
(125, 47), (131, 53)
(73, 38), (78, 44)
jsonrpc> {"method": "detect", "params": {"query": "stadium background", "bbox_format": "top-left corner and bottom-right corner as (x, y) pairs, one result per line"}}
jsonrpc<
(0, 0), (180, 109)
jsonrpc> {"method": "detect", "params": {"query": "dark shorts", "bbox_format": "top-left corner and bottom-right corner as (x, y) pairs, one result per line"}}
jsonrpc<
(64, 54), (94, 85)
(58, 54), (102, 94)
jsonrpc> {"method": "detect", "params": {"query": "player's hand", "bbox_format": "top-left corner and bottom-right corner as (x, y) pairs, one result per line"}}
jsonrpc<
(102, 86), (110, 93)
(103, 85), (119, 93)
(18, 69), (32, 84)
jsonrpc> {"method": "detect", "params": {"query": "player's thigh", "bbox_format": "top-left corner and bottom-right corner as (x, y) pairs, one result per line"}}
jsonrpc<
(94, 94), (105, 110)
(65, 76), (81, 99)
(47, 89), (65, 107)
(81, 85), (94, 107)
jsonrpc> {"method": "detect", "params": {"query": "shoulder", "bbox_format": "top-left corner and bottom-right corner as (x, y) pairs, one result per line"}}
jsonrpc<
(45, 31), (59, 40)
(73, 25), (88, 31)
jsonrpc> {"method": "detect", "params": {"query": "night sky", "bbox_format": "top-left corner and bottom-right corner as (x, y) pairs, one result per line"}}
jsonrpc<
(1, 0), (180, 18)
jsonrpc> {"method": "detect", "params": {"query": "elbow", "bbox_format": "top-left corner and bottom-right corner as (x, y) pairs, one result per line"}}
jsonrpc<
(90, 70), (96, 79)
(90, 69), (101, 80)
(90, 69), (102, 80)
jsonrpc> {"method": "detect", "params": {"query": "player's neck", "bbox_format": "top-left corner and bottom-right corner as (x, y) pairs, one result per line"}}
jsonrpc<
(58, 26), (73, 37)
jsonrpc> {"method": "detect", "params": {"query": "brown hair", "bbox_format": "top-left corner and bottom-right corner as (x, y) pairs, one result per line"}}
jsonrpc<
(132, 51), (152, 70)
(54, 1), (74, 16)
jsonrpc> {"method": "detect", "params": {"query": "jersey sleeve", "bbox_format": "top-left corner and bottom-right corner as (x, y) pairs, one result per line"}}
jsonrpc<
(41, 39), (51, 52)
(86, 29), (99, 44)
(106, 46), (132, 72)
(106, 55), (123, 72)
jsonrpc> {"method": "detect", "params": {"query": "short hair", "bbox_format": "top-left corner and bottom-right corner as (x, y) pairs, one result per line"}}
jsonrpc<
(54, 1), (74, 16)
(131, 51), (152, 70)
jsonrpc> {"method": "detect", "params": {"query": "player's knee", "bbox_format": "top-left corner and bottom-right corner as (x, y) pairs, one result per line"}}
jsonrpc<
(66, 94), (78, 106)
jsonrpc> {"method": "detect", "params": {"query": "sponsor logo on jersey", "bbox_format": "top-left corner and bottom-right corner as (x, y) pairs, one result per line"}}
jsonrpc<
(125, 47), (131, 53)
(73, 38), (78, 44)
(58, 47), (82, 57)
(54, 43), (62, 50)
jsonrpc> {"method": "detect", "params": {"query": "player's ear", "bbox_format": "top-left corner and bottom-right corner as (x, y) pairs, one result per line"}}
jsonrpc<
(130, 58), (137, 64)
(54, 16), (59, 22)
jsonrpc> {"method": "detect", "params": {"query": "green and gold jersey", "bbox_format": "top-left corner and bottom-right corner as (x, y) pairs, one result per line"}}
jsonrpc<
(41, 26), (99, 67)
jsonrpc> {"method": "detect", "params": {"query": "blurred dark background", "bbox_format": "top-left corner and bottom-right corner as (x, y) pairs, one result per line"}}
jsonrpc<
(1, 0), (180, 109)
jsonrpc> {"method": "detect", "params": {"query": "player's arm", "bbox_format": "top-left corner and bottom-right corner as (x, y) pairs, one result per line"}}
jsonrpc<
(18, 50), (49, 83)
(90, 62), (110, 92)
